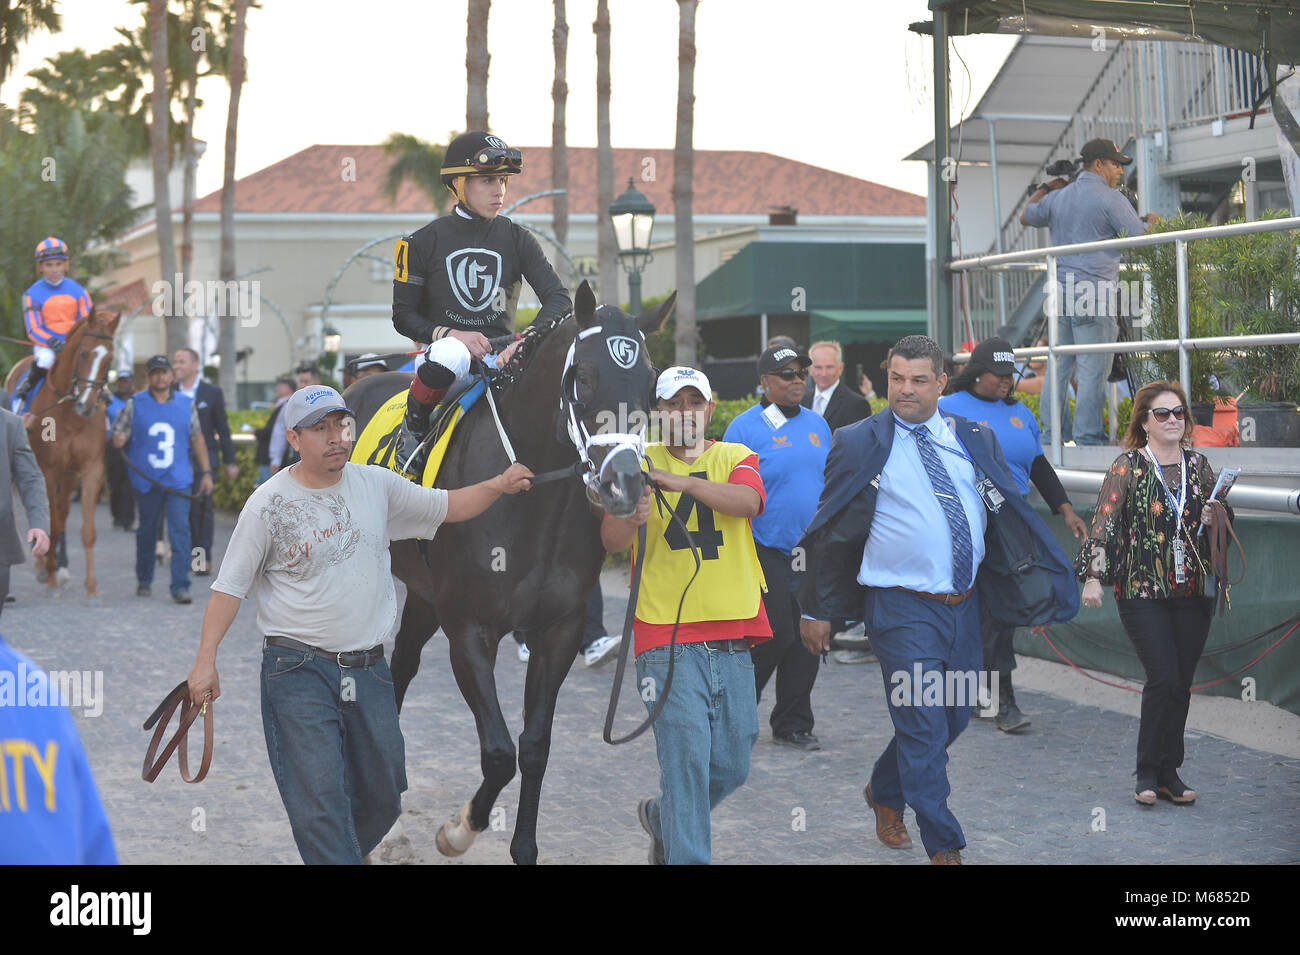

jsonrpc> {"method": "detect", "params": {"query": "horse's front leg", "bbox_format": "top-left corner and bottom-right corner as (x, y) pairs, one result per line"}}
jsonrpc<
(43, 475), (69, 589)
(435, 623), (516, 858)
(391, 587), (439, 712)
(511, 605), (586, 865)
(79, 459), (104, 598)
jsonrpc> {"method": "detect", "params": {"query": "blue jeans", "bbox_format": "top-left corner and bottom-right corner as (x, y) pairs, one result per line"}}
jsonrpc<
(135, 486), (191, 595)
(865, 587), (982, 857)
(261, 644), (408, 864)
(1042, 304), (1118, 446)
(637, 641), (759, 864)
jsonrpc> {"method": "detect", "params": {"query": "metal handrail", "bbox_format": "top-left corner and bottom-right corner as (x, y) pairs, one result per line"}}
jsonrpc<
(947, 215), (1300, 467)
(1053, 469), (1300, 516)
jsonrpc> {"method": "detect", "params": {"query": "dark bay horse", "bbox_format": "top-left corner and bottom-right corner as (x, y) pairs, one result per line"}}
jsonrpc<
(346, 282), (672, 864)
(4, 309), (120, 599)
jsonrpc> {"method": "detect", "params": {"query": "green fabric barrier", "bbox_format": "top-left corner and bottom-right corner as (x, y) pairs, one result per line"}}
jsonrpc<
(1015, 504), (1300, 715)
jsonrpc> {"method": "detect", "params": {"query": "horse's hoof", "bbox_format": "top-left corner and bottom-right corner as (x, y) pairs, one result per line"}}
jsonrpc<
(55, 568), (70, 587)
(435, 801), (479, 857)
(87, 595), (102, 607)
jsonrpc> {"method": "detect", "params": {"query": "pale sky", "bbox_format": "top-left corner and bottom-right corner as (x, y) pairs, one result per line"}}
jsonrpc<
(3, 0), (1017, 200)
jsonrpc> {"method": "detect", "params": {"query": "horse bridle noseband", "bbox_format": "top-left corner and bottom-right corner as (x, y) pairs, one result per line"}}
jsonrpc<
(26, 328), (116, 418)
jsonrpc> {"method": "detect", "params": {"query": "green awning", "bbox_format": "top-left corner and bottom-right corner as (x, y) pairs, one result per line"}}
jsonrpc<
(696, 241), (926, 323)
(928, 1), (1300, 63)
(809, 309), (928, 341)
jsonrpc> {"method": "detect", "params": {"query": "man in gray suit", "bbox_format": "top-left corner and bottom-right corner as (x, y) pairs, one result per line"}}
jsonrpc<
(0, 409), (51, 612)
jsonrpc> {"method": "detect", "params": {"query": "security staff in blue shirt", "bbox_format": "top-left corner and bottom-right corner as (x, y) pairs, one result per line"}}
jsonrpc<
(797, 336), (1078, 864)
(0, 634), (118, 863)
(724, 345), (831, 750)
(112, 356), (214, 604)
(1021, 138), (1160, 447)
(941, 338), (1088, 733)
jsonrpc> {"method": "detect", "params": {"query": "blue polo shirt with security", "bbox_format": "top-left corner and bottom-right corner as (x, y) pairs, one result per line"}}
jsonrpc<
(0, 636), (119, 864)
(724, 402), (830, 553)
(940, 390), (1042, 496)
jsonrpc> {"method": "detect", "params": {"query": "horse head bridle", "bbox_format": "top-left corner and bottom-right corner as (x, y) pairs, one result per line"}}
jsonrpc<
(29, 323), (116, 418)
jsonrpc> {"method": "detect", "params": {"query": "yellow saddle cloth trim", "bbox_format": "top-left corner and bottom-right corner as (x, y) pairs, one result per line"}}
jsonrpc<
(350, 388), (462, 487)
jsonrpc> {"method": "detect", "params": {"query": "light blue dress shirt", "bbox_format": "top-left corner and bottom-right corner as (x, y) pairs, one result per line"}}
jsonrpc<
(858, 410), (989, 593)
(1021, 169), (1148, 285)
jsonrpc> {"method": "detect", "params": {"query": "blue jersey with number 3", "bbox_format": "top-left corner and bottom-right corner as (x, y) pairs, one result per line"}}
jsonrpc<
(126, 391), (193, 493)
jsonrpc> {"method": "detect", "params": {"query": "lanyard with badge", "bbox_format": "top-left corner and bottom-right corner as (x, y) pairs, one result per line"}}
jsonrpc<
(896, 418), (1005, 514)
(1143, 446), (1188, 583)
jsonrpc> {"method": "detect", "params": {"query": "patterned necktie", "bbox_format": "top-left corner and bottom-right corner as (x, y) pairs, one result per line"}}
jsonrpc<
(912, 425), (974, 592)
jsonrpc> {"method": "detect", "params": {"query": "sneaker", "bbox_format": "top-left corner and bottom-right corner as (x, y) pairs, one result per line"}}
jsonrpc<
(831, 648), (876, 664)
(637, 797), (665, 865)
(831, 622), (870, 650)
(583, 635), (621, 668)
(172, 589), (192, 605)
(517, 643), (530, 663)
(136, 583), (151, 597)
(773, 731), (821, 751)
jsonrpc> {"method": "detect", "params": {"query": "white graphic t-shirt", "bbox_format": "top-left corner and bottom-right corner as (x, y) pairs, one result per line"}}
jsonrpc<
(213, 463), (448, 652)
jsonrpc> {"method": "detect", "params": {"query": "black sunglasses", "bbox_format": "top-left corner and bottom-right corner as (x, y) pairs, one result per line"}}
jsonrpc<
(768, 368), (807, 381)
(1146, 405), (1187, 422)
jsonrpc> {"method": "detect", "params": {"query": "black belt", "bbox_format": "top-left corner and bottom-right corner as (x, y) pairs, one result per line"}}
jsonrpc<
(264, 635), (384, 667)
(700, 638), (748, 652)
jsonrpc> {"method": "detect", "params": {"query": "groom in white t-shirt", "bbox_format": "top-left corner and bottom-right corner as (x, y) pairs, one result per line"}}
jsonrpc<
(186, 386), (532, 864)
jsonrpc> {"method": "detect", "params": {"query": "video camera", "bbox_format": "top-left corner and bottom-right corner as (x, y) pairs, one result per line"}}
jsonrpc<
(1027, 158), (1081, 196)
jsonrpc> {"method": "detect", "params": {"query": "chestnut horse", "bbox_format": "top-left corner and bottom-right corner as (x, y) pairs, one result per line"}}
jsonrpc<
(4, 309), (120, 599)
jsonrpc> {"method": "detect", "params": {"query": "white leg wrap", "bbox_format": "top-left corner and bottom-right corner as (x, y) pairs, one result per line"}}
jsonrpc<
(34, 346), (55, 369)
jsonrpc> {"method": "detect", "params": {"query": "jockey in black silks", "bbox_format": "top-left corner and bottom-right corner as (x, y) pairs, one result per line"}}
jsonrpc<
(391, 131), (572, 474)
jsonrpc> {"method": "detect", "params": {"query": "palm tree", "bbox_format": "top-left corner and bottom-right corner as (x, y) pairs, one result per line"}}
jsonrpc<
(0, 0), (60, 91)
(594, 0), (616, 305)
(217, 0), (249, 411)
(381, 132), (448, 212)
(466, 0), (489, 130)
(551, 0), (569, 288)
(149, 0), (183, 355)
(673, 0), (697, 365)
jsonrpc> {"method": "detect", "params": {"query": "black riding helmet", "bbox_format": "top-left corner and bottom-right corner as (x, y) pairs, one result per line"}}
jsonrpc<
(441, 131), (523, 206)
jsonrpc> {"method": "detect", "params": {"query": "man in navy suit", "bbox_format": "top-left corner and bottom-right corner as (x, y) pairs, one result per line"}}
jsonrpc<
(797, 335), (1078, 864)
(173, 349), (237, 575)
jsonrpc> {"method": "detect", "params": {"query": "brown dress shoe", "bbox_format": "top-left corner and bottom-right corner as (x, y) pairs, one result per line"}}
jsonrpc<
(930, 849), (962, 865)
(864, 782), (912, 849)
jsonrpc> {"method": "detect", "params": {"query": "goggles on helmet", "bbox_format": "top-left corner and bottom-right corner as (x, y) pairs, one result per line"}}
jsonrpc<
(443, 146), (522, 176)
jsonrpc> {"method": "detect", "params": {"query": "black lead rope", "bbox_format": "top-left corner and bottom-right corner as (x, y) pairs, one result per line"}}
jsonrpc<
(603, 475), (702, 746)
(119, 453), (209, 502)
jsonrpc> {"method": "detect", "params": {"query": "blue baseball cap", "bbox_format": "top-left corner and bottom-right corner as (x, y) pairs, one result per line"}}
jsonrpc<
(283, 385), (355, 429)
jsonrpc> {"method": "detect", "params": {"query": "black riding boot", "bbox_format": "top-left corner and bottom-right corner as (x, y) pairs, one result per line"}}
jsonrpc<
(995, 671), (1031, 733)
(14, 364), (47, 408)
(394, 360), (454, 476)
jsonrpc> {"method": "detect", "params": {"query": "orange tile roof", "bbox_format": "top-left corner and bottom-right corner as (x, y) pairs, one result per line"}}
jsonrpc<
(192, 145), (923, 217)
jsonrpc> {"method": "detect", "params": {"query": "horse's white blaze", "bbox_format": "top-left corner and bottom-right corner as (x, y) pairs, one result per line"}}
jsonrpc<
(78, 344), (109, 411)
(442, 801), (479, 852)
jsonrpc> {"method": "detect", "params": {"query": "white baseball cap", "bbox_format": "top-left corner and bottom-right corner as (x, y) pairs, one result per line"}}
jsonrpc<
(283, 385), (355, 430)
(655, 366), (713, 401)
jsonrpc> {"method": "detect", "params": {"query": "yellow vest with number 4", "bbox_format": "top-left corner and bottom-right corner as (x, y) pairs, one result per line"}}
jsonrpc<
(632, 441), (767, 625)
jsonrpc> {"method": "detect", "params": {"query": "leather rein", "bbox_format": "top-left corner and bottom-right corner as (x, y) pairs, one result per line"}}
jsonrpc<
(141, 681), (214, 784)
(24, 328), (117, 419)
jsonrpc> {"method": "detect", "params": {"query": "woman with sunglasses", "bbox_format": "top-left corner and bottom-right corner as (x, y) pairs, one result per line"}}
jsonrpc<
(1078, 380), (1231, 807)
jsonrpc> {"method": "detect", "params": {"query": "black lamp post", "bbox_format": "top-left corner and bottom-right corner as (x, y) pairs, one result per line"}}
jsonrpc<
(609, 178), (656, 312)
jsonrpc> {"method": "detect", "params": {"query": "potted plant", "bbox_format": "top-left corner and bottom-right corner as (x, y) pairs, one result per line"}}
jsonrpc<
(1125, 213), (1234, 421)
(1207, 211), (1300, 447)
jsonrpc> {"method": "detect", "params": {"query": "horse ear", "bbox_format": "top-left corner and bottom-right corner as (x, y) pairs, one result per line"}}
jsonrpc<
(574, 280), (597, 328)
(637, 292), (676, 336)
(98, 308), (122, 335)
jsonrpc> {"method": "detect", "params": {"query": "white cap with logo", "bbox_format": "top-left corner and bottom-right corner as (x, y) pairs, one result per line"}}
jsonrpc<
(283, 386), (355, 430)
(655, 366), (713, 401)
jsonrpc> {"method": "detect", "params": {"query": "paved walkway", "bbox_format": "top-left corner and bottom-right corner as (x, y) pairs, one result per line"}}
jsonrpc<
(7, 499), (1298, 864)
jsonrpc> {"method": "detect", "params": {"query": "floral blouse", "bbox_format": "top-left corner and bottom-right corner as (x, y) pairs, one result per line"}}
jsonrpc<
(1077, 449), (1232, 600)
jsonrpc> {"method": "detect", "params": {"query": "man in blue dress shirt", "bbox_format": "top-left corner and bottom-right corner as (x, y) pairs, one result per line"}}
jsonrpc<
(798, 335), (1078, 864)
(1021, 138), (1159, 446)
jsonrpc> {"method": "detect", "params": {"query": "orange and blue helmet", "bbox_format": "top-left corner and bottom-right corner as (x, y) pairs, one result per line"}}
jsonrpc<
(35, 237), (69, 263)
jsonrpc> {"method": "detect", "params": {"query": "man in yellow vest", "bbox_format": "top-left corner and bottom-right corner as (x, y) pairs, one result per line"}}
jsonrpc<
(601, 366), (772, 865)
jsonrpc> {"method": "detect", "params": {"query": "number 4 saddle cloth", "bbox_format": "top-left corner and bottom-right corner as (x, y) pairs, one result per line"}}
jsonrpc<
(350, 378), (487, 487)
